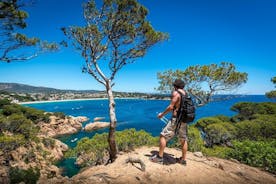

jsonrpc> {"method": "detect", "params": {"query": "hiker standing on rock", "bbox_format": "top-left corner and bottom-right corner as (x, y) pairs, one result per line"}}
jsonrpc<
(150, 79), (190, 165)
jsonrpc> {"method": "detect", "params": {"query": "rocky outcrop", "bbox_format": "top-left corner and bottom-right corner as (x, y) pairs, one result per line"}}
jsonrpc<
(84, 122), (110, 132)
(0, 138), (69, 183)
(46, 146), (276, 184)
(93, 117), (105, 121)
(39, 115), (88, 137)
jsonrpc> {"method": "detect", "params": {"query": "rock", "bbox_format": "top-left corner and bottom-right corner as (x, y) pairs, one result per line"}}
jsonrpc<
(39, 115), (88, 137)
(93, 117), (105, 121)
(193, 152), (203, 158)
(48, 140), (69, 160)
(73, 116), (89, 123)
(84, 122), (110, 132)
(0, 167), (9, 184)
(230, 158), (240, 164)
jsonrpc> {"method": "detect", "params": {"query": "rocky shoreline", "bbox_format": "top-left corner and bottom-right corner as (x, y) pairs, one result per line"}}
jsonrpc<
(38, 115), (88, 138)
(0, 113), (101, 183)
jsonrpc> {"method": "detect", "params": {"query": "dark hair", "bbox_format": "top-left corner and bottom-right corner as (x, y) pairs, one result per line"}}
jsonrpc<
(173, 79), (185, 89)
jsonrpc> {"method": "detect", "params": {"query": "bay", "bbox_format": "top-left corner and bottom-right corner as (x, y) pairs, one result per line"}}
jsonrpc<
(23, 95), (275, 177)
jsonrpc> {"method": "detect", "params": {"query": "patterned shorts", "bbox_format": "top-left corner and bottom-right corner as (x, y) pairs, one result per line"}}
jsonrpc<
(160, 117), (188, 142)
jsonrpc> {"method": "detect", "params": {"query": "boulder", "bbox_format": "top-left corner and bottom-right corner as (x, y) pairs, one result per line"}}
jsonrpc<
(39, 115), (88, 137)
(84, 122), (110, 132)
(93, 117), (105, 121)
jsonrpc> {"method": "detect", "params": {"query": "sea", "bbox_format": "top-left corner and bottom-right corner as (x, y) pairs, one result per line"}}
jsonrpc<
(23, 95), (275, 177)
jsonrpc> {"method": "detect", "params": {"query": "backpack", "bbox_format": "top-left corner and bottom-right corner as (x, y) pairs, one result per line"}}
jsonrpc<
(176, 91), (196, 124)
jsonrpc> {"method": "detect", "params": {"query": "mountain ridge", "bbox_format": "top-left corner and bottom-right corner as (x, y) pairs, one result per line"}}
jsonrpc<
(0, 82), (101, 93)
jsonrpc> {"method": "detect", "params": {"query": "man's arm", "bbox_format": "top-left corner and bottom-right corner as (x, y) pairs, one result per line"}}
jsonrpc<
(158, 91), (178, 118)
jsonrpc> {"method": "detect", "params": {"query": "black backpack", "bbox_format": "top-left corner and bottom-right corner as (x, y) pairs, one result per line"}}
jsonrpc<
(176, 91), (195, 124)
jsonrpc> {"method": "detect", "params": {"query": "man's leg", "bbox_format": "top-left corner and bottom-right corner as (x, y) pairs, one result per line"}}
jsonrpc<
(178, 122), (188, 165)
(150, 118), (175, 163)
(159, 135), (167, 157)
(180, 139), (188, 161)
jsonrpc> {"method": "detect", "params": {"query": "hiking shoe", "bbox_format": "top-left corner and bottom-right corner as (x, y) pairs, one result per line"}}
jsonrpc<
(149, 155), (163, 164)
(176, 157), (187, 166)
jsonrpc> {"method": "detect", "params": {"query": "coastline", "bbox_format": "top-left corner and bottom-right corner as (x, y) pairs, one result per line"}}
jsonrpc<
(17, 97), (158, 105)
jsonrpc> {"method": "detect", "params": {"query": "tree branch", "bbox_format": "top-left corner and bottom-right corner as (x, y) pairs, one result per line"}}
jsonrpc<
(125, 157), (145, 172)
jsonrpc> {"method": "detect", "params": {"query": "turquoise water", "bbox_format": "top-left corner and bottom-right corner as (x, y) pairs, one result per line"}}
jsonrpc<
(24, 95), (275, 177)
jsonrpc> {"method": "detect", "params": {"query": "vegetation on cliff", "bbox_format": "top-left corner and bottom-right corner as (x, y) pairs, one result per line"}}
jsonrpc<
(194, 102), (276, 174)
(0, 99), (67, 183)
(65, 129), (159, 167)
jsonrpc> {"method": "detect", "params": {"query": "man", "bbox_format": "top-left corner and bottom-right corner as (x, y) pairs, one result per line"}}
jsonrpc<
(150, 79), (188, 165)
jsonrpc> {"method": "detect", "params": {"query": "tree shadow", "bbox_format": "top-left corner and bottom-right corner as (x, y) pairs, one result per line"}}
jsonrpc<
(144, 150), (177, 165)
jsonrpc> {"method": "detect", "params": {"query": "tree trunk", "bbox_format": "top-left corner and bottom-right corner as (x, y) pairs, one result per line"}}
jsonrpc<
(106, 80), (117, 162)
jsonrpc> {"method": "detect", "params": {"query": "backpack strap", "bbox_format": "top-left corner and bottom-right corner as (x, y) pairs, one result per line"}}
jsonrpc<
(175, 90), (185, 134)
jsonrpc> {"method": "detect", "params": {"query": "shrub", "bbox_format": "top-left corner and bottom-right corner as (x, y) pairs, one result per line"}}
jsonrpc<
(205, 123), (236, 147)
(1, 104), (23, 116)
(195, 117), (224, 130)
(9, 167), (40, 184)
(4, 114), (39, 139)
(213, 115), (231, 122)
(66, 129), (158, 167)
(231, 102), (276, 121)
(0, 134), (26, 152)
(202, 146), (231, 158)
(187, 126), (204, 152)
(0, 99), (11, 109)
(116, 129), (158, 151)
(42, 138), (56, 148)
(235, 115), (276, 141)
(21, 107), (50, 124)
(53, 112), (66, 119)
(227, 140), (276, 174)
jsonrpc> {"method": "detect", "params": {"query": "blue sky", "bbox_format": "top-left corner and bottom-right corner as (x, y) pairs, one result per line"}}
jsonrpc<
(0, 0), (275, 94)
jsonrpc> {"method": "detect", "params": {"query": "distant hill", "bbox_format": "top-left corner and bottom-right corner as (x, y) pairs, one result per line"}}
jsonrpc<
(0, 83), (101, 93)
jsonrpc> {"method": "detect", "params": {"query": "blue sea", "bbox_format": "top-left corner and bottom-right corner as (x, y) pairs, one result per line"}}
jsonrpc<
(23, 95), (275, 177)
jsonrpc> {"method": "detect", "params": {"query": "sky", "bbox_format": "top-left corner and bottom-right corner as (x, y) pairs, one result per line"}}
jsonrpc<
(0, 0), (275, 94)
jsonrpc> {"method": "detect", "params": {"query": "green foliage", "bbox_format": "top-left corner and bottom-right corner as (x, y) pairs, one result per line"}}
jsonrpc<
(9, 167), (40, 184)
(205, 123), (237, 146)
(0, 134), (26, 151)
(169, 126), (204, 152)
(63, 0), (168, 85)
(265, 76), (276, 99)
(2, 114), (39, 139)
(197, 101), (276, 174)
(195, 117), (224, 130)
(202, 146), (231, 158)
(227, 140), (276, 174)
(156, 62), (248, 106)
(66, 129), (158, 167)
(21, 106), (50, 124)
(23, 149), (36, 164)
(187, 126), (204, 152)
(0, 98), (11, 108)
(231, 102), (276, 121)
(53, 112), (66, 119)
(42, 137), (56, 148)
(235, 115), (276, 141)
(116, 129), (159, 151)
(1, 104), (23, 116)
(1, 104), (50, 123)
(213, 115), (231, 122)
(0, 0), (58, 62)
(265, 90), (276, 99)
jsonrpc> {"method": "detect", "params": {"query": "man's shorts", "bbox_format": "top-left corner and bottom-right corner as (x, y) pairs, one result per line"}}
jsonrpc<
(160, 117), (188, 142)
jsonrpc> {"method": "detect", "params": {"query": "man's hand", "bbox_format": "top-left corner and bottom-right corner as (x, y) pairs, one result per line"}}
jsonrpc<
(157, 113), (163, 119)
